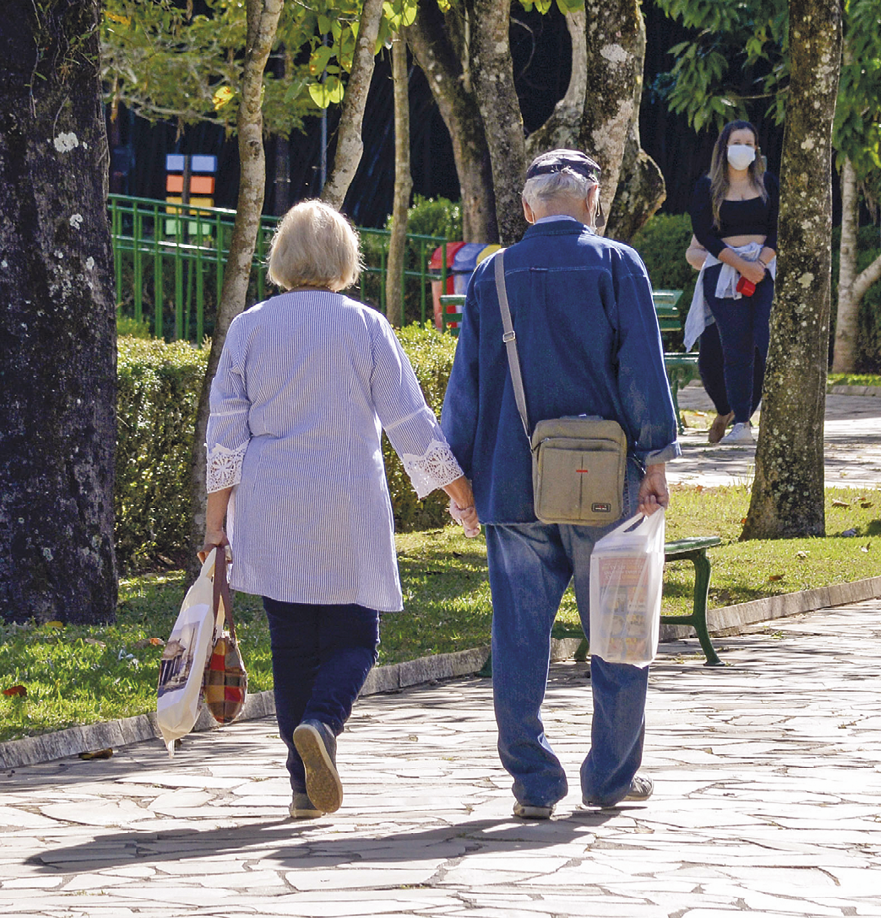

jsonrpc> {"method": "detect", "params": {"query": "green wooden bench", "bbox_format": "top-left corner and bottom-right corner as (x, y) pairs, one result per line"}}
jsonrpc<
(652, 289), (700, 433)
(441, 290), (699, 432)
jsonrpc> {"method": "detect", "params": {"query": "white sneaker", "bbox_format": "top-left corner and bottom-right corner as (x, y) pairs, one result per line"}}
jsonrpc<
(719, 421), (753, 445)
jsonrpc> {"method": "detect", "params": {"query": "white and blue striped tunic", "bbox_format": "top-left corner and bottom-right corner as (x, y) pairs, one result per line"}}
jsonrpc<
(206, 291), (464, 612)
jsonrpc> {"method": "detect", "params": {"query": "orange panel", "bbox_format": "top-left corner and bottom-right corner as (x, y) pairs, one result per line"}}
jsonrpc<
(190, 175), (215, 195)
(166, 174), (184, 193)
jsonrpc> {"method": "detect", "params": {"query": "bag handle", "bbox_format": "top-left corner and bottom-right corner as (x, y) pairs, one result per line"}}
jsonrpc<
(494, 251), (531, 441)
(209, 545), (237, 641)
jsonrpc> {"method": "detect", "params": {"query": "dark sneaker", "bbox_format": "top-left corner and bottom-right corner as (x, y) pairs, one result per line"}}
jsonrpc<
(289, 792), (322, 819)
(293, 719), (343, 814)
(583, 773), (654, 808)
(622, 773), (653, 801)
(513, 802), (555, 820)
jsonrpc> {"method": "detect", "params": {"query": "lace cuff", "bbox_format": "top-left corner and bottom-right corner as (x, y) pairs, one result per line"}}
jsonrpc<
(206, 442), (248, 493)
(401, 439), (464, 500)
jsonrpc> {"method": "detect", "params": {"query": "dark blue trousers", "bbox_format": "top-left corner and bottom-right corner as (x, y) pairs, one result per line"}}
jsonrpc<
(698, 321), (764, 418)
(263, 598), (379, 793)
(702, 263), (774, 424)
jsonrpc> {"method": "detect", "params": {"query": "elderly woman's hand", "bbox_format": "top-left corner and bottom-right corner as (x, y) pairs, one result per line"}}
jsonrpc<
(443, 476), (481, 538)
(449, 500), (481, 538)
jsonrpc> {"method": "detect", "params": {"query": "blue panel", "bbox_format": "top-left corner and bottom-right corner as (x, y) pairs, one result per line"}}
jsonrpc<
(191, 154), (218, 173)
(166, 153), (186, 172)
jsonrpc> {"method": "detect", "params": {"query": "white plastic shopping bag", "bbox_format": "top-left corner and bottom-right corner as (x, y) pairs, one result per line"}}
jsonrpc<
(156, 548), (223, 756)
(589, 509), (665, 667)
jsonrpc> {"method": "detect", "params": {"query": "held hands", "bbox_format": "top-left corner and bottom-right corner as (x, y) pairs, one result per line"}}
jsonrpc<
(637, 464), (669, 516)
(449, 500), (481, 538)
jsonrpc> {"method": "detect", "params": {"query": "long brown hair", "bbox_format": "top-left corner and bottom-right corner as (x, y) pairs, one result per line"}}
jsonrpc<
(708, 120), (767, 229)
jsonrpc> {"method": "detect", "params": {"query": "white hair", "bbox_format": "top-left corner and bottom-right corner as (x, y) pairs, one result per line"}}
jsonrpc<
(521, 169), (596, 210)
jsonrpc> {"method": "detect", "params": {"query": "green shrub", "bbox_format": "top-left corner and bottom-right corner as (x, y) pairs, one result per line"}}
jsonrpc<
(630, 213), (698, 314)
(401, 194), (463, 242)
(114, 324), (458, 569)
(382, 324), (459, 531)
(116, 337), (207, 571)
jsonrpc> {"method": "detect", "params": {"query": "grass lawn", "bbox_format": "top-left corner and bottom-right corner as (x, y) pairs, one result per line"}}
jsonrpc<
(2, 484), (880, 743)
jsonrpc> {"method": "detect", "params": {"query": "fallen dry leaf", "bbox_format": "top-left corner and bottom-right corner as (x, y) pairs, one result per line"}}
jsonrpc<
(768, 574), (785, 582)
(79, 749), (113, 761)
(831, 499), (849, 507)
(2, 685), (27, 698)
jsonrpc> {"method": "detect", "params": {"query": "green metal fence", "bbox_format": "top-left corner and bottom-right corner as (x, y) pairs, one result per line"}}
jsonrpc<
(109, 194), (450, 343)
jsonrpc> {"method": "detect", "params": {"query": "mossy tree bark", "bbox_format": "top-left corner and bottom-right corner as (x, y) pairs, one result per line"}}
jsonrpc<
(741, 0), (842, 540)
(0, 0), (118, 624)
(404, 4), (497, 243)
(467, 0), (528, 246)
(190, 0), (283, 569)
(386, 37), (413, 329)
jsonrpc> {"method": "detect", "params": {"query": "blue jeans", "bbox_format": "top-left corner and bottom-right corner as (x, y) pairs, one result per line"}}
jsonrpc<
(703, 264), (774, 424)
(484, 461), (649, 808)
(263, 598), (379, 793)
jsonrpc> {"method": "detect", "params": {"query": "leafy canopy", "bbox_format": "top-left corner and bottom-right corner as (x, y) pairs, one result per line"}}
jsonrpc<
(654, 0), (881, 190)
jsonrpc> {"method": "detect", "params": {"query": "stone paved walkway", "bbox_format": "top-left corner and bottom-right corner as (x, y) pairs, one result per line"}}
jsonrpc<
(669, 385), (881, 488)
(3, 601), (880, 917)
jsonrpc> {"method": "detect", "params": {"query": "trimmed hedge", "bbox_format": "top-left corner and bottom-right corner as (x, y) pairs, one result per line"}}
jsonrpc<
(116, 338), (207, 570)
(115, 323), (458, 571)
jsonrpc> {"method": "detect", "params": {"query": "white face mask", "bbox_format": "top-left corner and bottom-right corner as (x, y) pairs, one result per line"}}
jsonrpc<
(727, 144), (757, 171)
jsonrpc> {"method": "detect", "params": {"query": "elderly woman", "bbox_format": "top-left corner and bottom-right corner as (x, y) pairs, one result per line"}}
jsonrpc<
(689, 119), (778, 445)
(202, 200), (479, 820)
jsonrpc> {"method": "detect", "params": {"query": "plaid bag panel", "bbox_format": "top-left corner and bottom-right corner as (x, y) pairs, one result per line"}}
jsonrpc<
(203, 633), (248, 724)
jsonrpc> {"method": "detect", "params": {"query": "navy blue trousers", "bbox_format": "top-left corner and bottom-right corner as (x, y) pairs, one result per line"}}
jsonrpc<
(702, 263), (774, 424)
(698, 321), (764, 418)
(263, 598), (379, 793)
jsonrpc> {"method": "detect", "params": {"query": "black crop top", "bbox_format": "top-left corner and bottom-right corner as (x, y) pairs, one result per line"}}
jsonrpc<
(689, 173), (779, 258)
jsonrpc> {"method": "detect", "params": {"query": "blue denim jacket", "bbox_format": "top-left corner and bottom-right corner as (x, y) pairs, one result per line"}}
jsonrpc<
(441, 219), (680, 524)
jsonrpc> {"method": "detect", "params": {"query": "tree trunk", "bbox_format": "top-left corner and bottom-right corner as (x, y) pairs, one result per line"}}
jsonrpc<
(320, 0), (385, 210)
(741, 0), (842, 541)
(525, 2), (665, 242)
(832, 157), (881, 373)
(577, 0), (645, 220)
(386, 39), (412, 328)
(404, 3), (497, 242)
(0, 0), (118, 624)
(833, 157), (861, 373)
(525, 8), (587, 156)
(468, 0), (527, 245)
(189, 0), (283, 567)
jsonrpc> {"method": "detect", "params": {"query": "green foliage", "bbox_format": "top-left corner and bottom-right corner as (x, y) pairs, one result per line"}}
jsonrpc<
(116, 315), (153, 339)
(655, 0), (880, 191)
(115, 337), (207, 571)
(382, 324), (459, 531)
(398, 194), (463, 242)
(630, 213), (699, 329)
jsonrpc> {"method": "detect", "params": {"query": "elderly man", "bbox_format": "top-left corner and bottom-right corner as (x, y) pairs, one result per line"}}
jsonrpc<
(442, 149), (680, 819)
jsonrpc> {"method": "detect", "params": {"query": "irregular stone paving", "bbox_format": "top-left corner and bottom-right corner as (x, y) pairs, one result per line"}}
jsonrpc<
(2, 602), (880, 917)
(669, 386), (881, 489)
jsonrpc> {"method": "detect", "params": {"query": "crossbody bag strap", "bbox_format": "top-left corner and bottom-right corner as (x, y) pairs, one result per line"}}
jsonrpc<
(494, 251), (531, 441)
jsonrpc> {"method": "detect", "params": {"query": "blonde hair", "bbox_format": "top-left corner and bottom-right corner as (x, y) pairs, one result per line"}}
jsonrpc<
(708, 120), (767, 230)
(267, 200), (363, 292)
